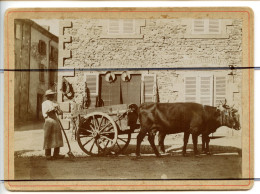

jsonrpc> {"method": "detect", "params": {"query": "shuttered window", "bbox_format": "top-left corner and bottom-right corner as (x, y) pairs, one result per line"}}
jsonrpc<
(185, 76), (213, 106)
(108, 19), (135, 35)
(85, 73), (99, 108)
(192, 19), (221, 35)
(185, 77), (197, 103)
(214, 76), (226, 106)
(141, 74), (157, 103)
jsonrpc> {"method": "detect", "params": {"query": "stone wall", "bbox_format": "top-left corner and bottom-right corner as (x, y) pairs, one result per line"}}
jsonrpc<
(59, 18), (242, 106)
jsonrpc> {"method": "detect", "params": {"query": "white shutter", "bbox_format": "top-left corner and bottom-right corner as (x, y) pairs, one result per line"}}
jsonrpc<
(108, 20), (120, 34)
(85, 73), (99, 107)
(185, 77), (197, 103)
(200, 76), (213, 106)
(141, 74), (156, 103)
(185, 76), (213, 105)
(214, 76), (226, 106)
(192, 19), (205, 34)
(192, 19), (221, 35)
(123, 19), (134, 34)
(208, 19), (221, 34)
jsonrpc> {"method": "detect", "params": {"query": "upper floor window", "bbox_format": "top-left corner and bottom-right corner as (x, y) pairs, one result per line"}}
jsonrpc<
(38, 40), (46, 55)
(192, 19), (221, 35)
(183, 19), (232, 39)
(99, 19), (145, 39)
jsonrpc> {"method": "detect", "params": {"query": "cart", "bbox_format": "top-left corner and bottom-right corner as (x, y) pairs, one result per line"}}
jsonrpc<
(71, 104), (140, 156)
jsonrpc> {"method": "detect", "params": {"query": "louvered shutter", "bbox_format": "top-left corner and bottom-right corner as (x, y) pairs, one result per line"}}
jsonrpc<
(85, 74), (99, 108)
(214, 76), (226, 106)
(192, 19), (205, 34)
(123, 20), (134, 34)
(185, 77), (197, 103)
(108, 20), (120, 34)
(208, 19), (220, 34)
(142, 74), (156, 103)
(200, 76), (213, 106)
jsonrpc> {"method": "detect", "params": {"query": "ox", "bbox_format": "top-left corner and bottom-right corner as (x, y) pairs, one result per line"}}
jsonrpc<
(136, 102), (240, 157)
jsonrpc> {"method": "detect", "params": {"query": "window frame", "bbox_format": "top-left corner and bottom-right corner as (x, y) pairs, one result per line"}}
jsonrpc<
(99, 19), (145, 39)
(183, 71), (228, 106)
(182, 19), (232, 39)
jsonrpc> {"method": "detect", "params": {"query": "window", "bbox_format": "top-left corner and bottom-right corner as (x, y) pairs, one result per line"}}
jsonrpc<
(183, 19), (232, 39)
(99, 19), (145, 39)
(84, 72), (154, 108)
(141, 74), (157, 103)
(50, 46), (58, 61)
(185, 75), (226, 106)
(214, 76), (227, 106)
(38, 40), (46, 55)
(84, 73), (100, 108)
(39, 64), (45, 82)
(192, 19), (221, 35)
(108, 19), (135, 34)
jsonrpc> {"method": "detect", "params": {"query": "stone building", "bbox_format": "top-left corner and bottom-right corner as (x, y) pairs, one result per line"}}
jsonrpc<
(14, 19), (58, 122)
(58, 19), (242, 130)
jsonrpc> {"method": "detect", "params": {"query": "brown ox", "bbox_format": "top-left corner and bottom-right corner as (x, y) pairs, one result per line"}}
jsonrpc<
(136, 102), (240, 157)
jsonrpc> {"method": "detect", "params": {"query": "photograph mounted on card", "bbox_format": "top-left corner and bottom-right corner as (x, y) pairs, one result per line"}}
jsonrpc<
(4, 7), (254, 191)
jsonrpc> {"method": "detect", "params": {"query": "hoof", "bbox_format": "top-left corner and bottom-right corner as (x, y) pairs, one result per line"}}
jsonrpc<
(182, 153), (188, 157)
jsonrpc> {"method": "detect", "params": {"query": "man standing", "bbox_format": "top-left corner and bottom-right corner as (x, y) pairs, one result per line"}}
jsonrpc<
(42, 89), (65, 160)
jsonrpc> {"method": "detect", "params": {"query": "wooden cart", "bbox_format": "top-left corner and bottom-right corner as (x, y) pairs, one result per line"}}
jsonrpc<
(71, 104), (140, 156)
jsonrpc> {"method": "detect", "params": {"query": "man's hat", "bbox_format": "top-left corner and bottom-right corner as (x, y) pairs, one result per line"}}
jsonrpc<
(45, 89), (56, 96)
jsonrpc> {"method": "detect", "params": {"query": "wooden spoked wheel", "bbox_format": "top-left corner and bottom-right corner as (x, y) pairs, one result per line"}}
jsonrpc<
(76, 112), (118, 156)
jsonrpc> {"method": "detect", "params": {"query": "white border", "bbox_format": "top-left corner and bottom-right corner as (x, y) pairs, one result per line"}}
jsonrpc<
(0, 1), (259, 194)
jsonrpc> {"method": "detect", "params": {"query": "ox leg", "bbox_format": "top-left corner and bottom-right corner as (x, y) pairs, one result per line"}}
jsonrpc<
(202, 134), (206, 153)
(136, 131), (147, 157)
(158, 132), (166, 153)
(205, 135), (211, 155)
(182, 132), (190, 156)
(148, 131), (161, 157)
(192, 134), (199, 156)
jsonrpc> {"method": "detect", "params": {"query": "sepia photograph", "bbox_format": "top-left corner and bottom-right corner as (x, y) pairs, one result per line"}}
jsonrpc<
(4, 7), (254, 191)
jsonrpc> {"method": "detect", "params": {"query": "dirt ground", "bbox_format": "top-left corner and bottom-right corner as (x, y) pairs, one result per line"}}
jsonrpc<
(14, 122), (242, 180)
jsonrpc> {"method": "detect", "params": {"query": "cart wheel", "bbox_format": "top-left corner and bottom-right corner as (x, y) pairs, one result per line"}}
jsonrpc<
(108, 131), (131, 155)
(76, 112), (118, 156)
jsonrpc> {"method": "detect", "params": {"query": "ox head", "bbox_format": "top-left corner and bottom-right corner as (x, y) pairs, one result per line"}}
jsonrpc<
(217, 99), (241, 130)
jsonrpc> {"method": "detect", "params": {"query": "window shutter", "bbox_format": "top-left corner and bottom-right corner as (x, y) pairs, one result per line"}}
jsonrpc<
(185, 77), (197, 103)
(200, 76), (213, 106)
(108, 20), (120, 34)
(141, 74), (156, 103)
(209, 19), (220, 34)
(85, 74), (99, 108)
(214, 76), (226, 106)
(192, 19), (205, 34)
(123, 20), (134, 34)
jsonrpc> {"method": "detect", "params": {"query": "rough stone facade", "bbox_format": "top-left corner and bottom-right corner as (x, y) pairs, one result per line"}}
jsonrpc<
(58, 19), (242, 129)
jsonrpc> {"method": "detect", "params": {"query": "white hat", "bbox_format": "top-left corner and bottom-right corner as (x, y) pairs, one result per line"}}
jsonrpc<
(45, 89), (56, 96)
